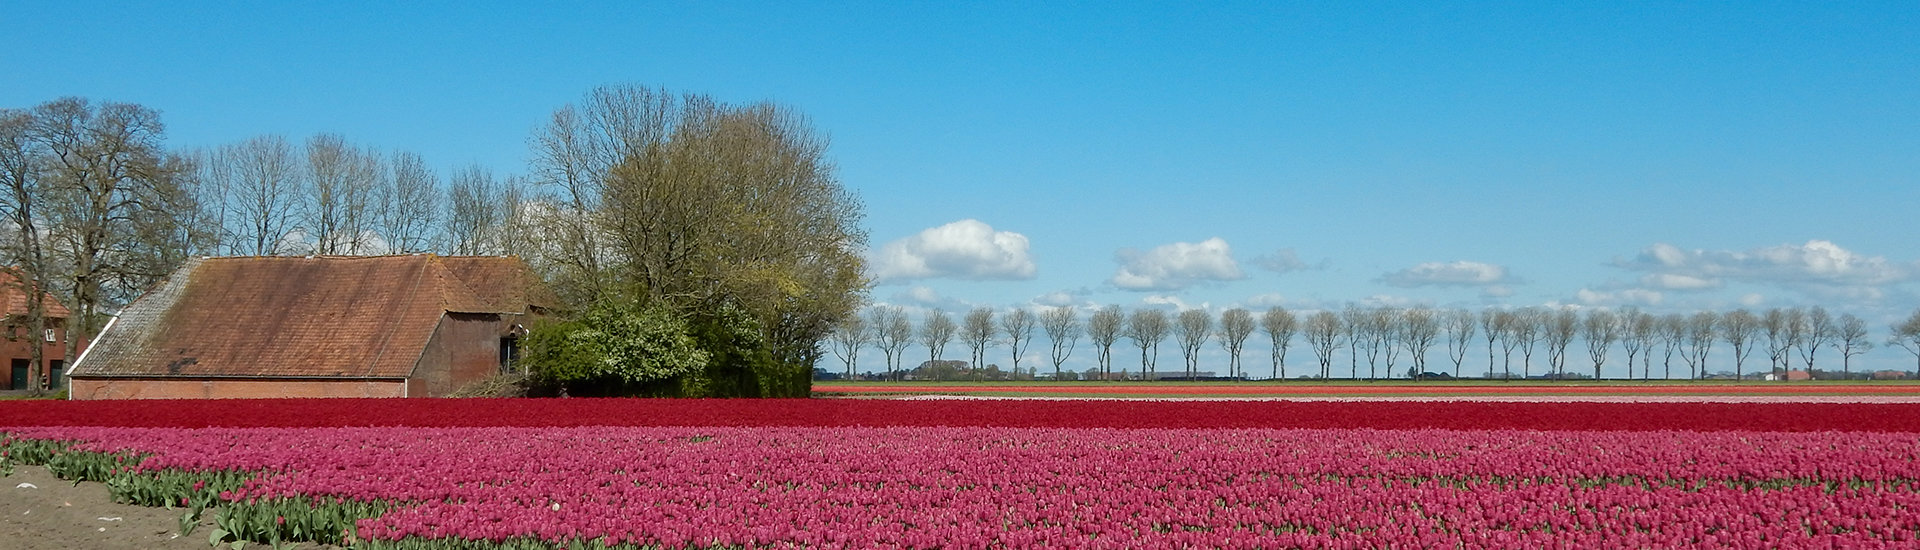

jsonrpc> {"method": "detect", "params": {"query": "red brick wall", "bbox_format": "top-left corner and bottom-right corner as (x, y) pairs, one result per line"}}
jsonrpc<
(68, 378), (407, 400)
(1, 320), (77, 391)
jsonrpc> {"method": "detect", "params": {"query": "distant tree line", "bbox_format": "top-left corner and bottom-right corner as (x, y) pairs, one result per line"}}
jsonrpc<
(830, 304), (1920, 382)
(3, 87), (870, 397)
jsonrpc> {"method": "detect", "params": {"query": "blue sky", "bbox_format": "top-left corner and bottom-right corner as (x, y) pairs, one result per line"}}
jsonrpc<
(6, 2), (1917, 374)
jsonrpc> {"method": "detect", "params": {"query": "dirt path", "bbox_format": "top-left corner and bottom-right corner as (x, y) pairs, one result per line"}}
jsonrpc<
(3, 465), (224, 550)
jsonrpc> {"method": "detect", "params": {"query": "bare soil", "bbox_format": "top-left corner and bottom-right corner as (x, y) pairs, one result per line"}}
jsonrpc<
(1, 465), (268, 550)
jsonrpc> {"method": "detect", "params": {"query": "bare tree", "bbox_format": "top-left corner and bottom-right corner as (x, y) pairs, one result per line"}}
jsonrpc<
(378, 150), (437, 253)
(1581, 309), (1619, 380)
(829, 314), (869, 379)
(1719, 309), (1760, 381)
(870, 306), (913, 381)
(528, 102), (611, 302)
(1656, 313), (1687, 380)
(32, 98), (169, 362)
(1513, 308), (1544, 379)
(1342, 306), (1368, 379)
(1836, 313), (1872, 377)
(301, 134), (379, 254)
(1543, 307), (1579, 377)
(1125, 309), (1169, 379)
(1174, 309), (1213, 379)
(1374, 308), (1404, 377)
(1890, 309), (1920, 379)
(1000, 308), (1036, 374)
(1260, 307), (1297, 380)
(1797, 306), (1835, 373)
(1088, 305), (1124, 381)
(1216, 308), (1255, 379)
(1682, 311), (1718, 379)
(962, 307), (997, 380)
(1305, 311), (1343, 379)
(918, 309), (957, 380)
(221, 135), (301, 256)
(0, 109), (52, 393)
(1761, 308), (1793, 379)
(1619, 309), (1655, 380)
(1442, 309), (1475, 377)
(1041, 306), (1082, 379)
(1400, 308), (1439, 377)
(1780, 307), (1808, 379)
(1479, 309), (1506, 378)
(445, 164), (503, 255)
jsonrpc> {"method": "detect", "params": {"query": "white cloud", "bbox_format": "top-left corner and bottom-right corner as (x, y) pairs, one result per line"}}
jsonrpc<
(1357, 294), (1425, 308)
(1245, 293), (1288, 308)
(885, 286), (972, 313)
(1142, 294), (1207, 311)
(1575, 288), (1665, 307)
(1739, 293), (1766, 307)
(1480, 285), (1516, 299)
(1033, 291), (1078, 307)
(1110, 237), (1245, 291)
(1618, 240), (1912, 286)
(1639, 273), (1722, 291)
(870, 219), (1037, 284)
(1253, 248), (1317, 274)
(1378, 261), (1511, 287)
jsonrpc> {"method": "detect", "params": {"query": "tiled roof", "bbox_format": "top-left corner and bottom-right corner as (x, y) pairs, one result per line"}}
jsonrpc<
(0, 269), (71, 318)
(70, 255), (542, 379)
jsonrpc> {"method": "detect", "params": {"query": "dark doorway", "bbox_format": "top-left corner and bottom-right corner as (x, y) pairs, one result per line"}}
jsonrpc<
(48, 360), (63, 389)
(499, 337), (520, 374)
(8, 359), (27, 391)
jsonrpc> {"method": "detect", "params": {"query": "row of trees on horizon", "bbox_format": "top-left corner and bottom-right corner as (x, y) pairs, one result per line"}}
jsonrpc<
(831, 304), (1920, 382)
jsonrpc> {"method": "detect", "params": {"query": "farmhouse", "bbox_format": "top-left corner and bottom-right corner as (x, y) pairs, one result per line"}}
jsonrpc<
(67, 255), (551, 399)
(0, 270), (81, 392)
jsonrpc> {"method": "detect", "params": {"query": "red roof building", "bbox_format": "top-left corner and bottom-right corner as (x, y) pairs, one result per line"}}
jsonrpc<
(67, 255), (551, 399)
(0, 269), (78, 392)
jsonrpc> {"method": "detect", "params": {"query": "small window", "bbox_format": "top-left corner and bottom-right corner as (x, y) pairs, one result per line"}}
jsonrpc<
(44, 329), (55, 342)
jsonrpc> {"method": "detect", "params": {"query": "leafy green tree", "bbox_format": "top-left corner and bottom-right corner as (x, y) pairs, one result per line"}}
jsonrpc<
(523, 303), (709, 396)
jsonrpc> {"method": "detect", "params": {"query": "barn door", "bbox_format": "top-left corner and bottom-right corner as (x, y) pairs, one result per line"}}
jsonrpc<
(8, 359), (26, 390)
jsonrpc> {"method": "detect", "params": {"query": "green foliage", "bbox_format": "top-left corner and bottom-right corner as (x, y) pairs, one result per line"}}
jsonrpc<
(520, 300), (811, 398)
(522, 303), (710, 394)
(688, 301), (808, 398)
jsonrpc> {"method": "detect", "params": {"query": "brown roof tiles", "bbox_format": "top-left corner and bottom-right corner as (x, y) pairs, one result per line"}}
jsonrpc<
(71, 255), (545, 379)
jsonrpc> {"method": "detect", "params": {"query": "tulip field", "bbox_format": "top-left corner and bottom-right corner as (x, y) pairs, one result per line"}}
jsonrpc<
(6, 398), (1920, 549)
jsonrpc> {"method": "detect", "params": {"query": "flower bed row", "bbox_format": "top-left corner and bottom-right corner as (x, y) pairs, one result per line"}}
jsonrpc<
(816, 383), (1920, 395)
(6, 398), (1920, 431)
(6, 426), (1920, 549)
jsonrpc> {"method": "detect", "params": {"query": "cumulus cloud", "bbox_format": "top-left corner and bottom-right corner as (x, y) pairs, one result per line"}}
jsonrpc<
(1616, 240), (1913, 287)
(1110, 237), (1245, 291)
(1378, 261), (1512, 287)
(1575, 288), (1665, 307)
(1253, 248), (1318, 274)
(870, 219), (1037, 284)
(1639, 273), (1722, 291)
(1142, 294), (1207, 311)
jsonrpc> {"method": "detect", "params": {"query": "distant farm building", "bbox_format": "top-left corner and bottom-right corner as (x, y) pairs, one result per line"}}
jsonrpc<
(0, 270), (81, 392)
(67, 255), (551, 399)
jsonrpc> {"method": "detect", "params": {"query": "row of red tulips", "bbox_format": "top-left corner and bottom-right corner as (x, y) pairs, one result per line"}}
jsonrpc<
(6, 425), (1920, 548)
(5, 398), (1920, 431)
